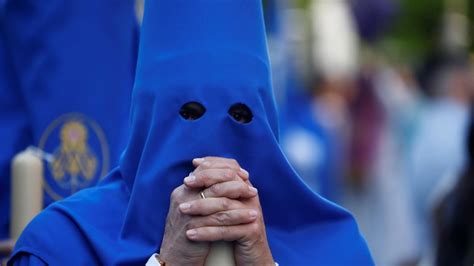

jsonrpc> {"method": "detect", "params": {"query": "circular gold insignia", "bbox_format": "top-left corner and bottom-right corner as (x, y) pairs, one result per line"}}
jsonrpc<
(39, 113), (109, 200)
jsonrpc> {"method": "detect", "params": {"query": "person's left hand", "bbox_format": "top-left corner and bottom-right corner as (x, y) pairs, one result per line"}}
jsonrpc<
(181, 157), (275, 266)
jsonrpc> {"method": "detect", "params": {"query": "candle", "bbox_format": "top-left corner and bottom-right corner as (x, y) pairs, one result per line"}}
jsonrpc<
(10, 148), (44, 241)
(205, 241), (235, 266)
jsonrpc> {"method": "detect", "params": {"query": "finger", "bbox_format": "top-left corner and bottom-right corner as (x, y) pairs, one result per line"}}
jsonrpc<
(193, 157), (239, 167)
(179, 197), (243, 216)
(192, 157), (249, 180)
(187, 209), (258, 229)
(202, 180), (258, 199)
(170, 184), (199, 204)
(186, 223), (261, 242)
(184, 168), (239, 188)
(192, 157), (205, 167)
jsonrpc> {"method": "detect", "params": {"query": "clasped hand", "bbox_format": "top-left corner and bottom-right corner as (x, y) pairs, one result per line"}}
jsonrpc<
(159, 157), (274, 266)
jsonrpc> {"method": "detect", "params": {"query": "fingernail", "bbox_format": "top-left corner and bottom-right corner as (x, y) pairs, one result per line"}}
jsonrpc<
(179, 202), (191, 211)
(249, 186), (258, 194)
(184, 175), (196, 184)
(193, 158), (204, 164)
(249, 210), (258, 218)
(187, 229), (197, 238)
(240, 168), (249, 177)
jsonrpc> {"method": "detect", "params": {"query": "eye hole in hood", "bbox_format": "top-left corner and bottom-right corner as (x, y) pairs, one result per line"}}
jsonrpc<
(228, 103), (253, 124)
(179, 101), (206, 121)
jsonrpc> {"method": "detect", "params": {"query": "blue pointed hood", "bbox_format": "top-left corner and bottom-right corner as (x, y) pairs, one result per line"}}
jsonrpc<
(118, 1), (373, 264)
(121, 0), (278, 187)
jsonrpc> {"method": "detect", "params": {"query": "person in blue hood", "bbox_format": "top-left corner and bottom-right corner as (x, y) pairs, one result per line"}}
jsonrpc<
(9, 0), (373, 265)
(0, 0), (137, 241)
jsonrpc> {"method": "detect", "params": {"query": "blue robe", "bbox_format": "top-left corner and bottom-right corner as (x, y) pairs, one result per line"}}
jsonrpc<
(0, 0), (137, 239)
(9, 1), (373, 265)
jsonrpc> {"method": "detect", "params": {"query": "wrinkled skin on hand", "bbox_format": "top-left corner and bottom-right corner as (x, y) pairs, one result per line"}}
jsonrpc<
(159, 157), (274, 266)
(159, 183), (210, 265)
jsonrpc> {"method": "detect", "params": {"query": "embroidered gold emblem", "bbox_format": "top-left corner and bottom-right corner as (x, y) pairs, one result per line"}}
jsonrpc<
(51, 121), (98, 181)
(39, 113), (109, 200)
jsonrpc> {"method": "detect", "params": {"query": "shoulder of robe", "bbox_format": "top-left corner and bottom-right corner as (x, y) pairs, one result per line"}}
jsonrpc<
(10, 205), (95, 265)
(12, 179), (129, 265)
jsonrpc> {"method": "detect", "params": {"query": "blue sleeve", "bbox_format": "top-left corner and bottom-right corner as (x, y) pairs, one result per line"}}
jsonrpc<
(8, 252), (47, 266)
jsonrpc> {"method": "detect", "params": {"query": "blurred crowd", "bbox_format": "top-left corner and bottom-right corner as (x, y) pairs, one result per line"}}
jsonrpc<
(268, 0), (474, 265)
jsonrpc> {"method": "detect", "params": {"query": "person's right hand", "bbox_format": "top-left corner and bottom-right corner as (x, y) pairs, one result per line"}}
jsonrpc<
(159, 157), (257, 265)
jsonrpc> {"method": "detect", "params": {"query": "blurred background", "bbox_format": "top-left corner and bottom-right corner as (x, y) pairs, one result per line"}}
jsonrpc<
(264, 0), (474, 265)
(1, 0), (474, 265)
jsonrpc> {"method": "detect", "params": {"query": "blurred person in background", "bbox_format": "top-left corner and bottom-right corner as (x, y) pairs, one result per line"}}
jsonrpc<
(278, 0), (361, 203)
(408, 7), (473, 261)
(408, 55), (473, 264)
(342, 58), (422, 266)
(0, 0), (138, 254)
(434, 104), (474, 266)
(359, 59), (423, 266)
(267, 1), (342, 201)
(309, 0), (359, 199)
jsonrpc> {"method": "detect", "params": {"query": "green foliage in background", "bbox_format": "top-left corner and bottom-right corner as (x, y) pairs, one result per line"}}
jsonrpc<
(275, 0), (471, 61)
(290, 0), (447, 63)
(469, 0), (474, 53)
(378, 0), (444, 63)
(295, 0), (311, 9)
